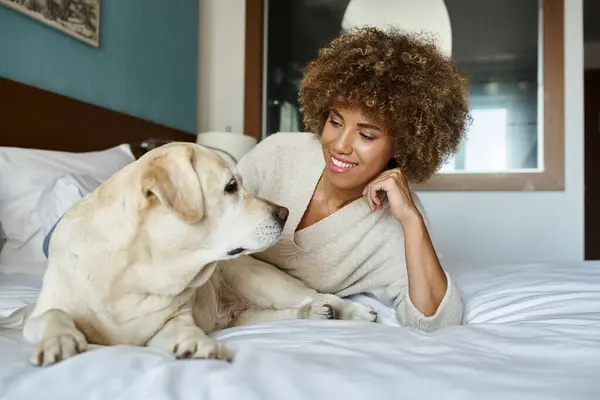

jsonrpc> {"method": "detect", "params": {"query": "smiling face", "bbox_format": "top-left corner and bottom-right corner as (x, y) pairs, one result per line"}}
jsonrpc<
(321, 106), (394, 192)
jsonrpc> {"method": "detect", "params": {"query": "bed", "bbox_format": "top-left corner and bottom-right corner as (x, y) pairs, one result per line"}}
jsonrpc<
(1, 78), (600, 400)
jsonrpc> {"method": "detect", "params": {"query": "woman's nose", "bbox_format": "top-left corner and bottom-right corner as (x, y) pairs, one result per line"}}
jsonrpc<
(333, 130), (353, 154)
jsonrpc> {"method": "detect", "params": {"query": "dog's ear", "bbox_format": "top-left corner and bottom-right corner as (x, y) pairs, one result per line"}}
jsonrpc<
(141, 147), (204, 223)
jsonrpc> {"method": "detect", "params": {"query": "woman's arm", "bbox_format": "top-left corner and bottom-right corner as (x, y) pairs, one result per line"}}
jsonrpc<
(364, 168), (464, 329)
(401, 212), (448, 316)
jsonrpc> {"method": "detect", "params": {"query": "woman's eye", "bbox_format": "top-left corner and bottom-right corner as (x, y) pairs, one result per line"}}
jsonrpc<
(359, 132), (375, 141)
(328, 118), (341, 127)
(224, 179), (238, 194)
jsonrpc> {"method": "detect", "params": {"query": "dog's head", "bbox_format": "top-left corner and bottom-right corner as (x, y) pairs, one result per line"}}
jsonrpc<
(138, 142), (288, 262)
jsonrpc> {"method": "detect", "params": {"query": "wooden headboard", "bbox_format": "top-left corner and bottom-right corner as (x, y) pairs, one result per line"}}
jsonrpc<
(0, 77), (195, 157)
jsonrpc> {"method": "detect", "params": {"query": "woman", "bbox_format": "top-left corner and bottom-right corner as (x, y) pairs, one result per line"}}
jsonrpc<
(236, 27), (470, 332)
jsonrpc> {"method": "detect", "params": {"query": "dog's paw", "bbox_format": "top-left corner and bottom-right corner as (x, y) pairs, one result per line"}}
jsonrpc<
(300, 301), (336, 320)
(173, 336), (233, 362)
(336, 301), (378, 323)
(30, 331), (88, 366)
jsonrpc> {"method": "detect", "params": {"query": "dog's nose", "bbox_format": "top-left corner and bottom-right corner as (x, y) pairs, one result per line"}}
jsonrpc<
(273, 206), (289, 225)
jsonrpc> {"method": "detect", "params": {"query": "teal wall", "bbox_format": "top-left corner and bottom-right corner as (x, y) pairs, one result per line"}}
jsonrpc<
(0, 0), (198, 132)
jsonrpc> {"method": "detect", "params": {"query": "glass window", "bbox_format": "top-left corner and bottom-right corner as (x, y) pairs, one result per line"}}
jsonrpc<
(264, 0), (541, 173)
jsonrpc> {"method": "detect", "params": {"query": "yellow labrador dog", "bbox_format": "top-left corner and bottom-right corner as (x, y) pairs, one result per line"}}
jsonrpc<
(24, 142), (376, 366)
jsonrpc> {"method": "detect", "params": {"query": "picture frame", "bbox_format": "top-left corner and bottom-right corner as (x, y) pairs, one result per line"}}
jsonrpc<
(0, 0), (101, 47)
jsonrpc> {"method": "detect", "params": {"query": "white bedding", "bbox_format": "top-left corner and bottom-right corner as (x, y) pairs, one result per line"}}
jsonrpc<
(0, 260), (599, 399)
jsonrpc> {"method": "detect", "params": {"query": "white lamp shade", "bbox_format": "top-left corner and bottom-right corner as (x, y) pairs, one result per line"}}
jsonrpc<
(341, 0), (452, 57)
(195, 131), (257, 165)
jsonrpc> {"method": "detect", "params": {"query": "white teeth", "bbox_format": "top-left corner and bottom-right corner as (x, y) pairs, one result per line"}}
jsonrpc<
(332, 157), (357, 169)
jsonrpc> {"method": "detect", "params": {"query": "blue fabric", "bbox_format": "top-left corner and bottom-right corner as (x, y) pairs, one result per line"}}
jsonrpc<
(42, 217), (62, 258)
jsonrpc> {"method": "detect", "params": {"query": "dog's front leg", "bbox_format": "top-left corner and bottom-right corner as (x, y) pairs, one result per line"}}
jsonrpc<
(221, 256), (378, 322)
(147, 305), (233, 362)
(23, 309), (88, 366)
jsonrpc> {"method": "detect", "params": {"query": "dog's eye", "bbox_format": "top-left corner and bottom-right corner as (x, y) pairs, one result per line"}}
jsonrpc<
(224, 179), (238, 194)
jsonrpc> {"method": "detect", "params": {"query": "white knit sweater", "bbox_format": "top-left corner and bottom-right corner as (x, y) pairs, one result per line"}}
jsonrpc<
(236, 132), (463, 331)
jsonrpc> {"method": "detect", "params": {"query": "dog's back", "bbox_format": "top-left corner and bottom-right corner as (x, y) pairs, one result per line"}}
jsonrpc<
(30, 162), (199, 346)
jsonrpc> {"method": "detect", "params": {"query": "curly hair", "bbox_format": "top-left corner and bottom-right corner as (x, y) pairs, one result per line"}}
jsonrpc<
(298, 27), (471, 183)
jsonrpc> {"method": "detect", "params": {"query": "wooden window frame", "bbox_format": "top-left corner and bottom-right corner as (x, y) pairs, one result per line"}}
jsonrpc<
(244, 0), (264, 141)
(244, 0), (565, 191)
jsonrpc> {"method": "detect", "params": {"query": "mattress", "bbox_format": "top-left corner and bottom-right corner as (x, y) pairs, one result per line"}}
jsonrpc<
(0, 260), (599, 400)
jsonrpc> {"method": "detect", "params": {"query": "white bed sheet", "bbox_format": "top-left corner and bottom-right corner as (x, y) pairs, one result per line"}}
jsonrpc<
(0, 261), (599, 400)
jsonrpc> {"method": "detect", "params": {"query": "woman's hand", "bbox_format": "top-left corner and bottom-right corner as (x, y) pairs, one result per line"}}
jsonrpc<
(362, 168), (421, 224)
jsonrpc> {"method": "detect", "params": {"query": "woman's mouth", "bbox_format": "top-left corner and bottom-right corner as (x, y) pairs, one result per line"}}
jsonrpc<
(329, 156), (358, 173)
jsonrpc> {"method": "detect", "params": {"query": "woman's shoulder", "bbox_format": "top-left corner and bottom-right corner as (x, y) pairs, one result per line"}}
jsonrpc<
(257, 131), (320, 155)
(236, 132), (320, 193)
(241, 132), (320, 169)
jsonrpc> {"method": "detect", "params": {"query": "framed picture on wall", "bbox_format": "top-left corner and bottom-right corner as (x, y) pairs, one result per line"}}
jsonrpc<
(0, 0), (100, 47)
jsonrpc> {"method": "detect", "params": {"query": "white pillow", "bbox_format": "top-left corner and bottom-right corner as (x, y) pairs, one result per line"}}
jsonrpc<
(450, 262), (600, 326)
(0, 144), (135, 264)
(37, 174), (103, 239)
(348, 262), (600, 328)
